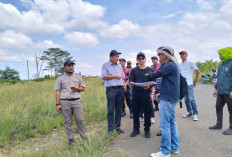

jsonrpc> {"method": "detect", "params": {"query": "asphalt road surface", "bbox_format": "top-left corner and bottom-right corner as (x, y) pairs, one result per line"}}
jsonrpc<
(112, 84), (232, 157)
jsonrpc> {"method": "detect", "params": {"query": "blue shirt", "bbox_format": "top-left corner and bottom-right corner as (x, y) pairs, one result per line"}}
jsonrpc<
(101, 61), (124, 87)
(148, 60), (180, 103)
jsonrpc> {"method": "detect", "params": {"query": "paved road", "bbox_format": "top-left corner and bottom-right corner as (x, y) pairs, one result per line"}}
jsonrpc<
(112, 84), (232, 157)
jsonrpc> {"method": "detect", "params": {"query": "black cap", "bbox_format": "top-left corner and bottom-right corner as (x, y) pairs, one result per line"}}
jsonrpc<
(64, 60), (75, 66)
(119, 58), (126, 62)
(137, 52), (145, 58)
(151, 56), (158, 60)
(110, 50), (121, 56)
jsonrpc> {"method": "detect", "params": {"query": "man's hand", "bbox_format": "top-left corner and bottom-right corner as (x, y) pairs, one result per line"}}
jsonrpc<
(229, 91), (232, 99)
(114, 74), (123, 79)
(213, 89), (217, 97)
(193, 80), (197, 87)
(130, 82), (135, 87)
(123, 84), (127, 92)
(144, 85), (149, 90)
(56, 105), (61, 112)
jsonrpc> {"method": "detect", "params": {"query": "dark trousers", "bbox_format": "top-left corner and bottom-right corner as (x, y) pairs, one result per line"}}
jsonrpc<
(132, 90), (152, 132)
(216, 94), (232, 129)
(122, 85), (132, 112)
(106, 87), (124, 132)
(140, 100), (155, 118)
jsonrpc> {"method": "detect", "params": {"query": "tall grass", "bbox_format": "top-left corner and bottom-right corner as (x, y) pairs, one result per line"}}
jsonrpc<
(0, 77), (127, 156)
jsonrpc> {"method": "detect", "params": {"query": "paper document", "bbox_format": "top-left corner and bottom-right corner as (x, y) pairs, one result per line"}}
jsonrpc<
(134, 81), (156, 87)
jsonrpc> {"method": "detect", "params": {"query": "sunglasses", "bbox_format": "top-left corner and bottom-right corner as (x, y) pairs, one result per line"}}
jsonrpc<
(137, 57), (145, 60)
(157, 53), (164, 56)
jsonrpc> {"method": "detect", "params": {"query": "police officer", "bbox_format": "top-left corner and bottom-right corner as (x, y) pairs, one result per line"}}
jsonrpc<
(55, 60), (86, 146)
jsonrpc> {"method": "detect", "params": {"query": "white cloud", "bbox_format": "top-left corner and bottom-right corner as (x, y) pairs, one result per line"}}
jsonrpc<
(0, 0), (106, 35)
(0, 30), (32, 50)
(35, 40), (61, 50)
(64, 32), (100, 47)
(162, 14), (176, 19)
(0, 49), (34, 62)
(196, 0), (216, 10)
(99, 19), (142, 38)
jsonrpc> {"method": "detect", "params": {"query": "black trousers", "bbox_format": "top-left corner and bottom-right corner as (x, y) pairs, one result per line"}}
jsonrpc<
(132, 89), (152, 132)
(122, 85), (132, 112)
(216, 94), (232, 129)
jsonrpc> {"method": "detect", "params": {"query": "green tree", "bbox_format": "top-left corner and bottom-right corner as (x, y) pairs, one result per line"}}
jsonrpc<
(0, 66), (20, 80)
(196, 59), (220, 73)
(40, 48), (73, 76)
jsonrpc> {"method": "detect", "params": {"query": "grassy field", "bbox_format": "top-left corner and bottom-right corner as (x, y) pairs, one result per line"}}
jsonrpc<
(0, 77), (128, 157)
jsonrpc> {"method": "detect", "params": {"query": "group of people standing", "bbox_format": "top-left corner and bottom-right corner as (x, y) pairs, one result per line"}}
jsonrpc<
(54, 46), (232, 157)
(101, 46), (201, 157)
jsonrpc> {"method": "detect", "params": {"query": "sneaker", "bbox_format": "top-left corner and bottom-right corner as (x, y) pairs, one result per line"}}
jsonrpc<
(145, 131), (151, 138)
(151, 117), (155, 124)
(150, 151), (170, 157)
(193, 114), (198, 121)
(116, 128), (125, 134)
(209, 124), (222, 130)
(182, 113), (192, 118)
(121, 111), (126, 117)
(156, 131), (162, 136)
(130, 130), (140, 137)
(171, 149), (179, 154)
(223, 128), (232, 135)
(68, 139), (75, 146)
(139, 117), (144, 122)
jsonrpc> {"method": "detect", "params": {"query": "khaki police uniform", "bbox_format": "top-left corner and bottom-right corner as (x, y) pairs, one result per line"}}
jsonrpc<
(55, 73), (86, 139)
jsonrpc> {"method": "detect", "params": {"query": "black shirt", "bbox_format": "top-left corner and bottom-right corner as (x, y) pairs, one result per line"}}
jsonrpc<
(129, 66), (153, 91)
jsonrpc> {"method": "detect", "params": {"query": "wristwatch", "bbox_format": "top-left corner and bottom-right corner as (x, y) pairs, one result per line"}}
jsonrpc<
(56, 104), (60, 106)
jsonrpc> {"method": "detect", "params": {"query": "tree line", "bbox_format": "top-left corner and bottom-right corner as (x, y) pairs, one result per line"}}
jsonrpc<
(0, 48), (220, 81)
(0, 48), (73, 81)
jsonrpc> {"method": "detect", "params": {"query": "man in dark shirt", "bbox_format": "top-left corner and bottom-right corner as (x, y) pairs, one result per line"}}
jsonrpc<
(129, 52), (154, 138)
(148, 46), (180, 157)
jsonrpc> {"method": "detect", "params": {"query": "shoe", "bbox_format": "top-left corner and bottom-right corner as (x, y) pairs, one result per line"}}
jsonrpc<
(139, 117), (144, 122)
(171, 149), (179, 154)
(151, 118), (155, 124)
(209, 124), (222, 130)
(193, 114), (198, 121)
(223, 129), (232, 135)
(154, 107), (159, 111)
(156, 131), (162, 136)
(130, 130), (140, 137)
(121, 111), (126, 117)
(182, 113), (192, 118)
(68, 139), (75, 146)
(130, 112), (133, 118)
(150, 151), (170, 157)
(145, 131), (151, 138)
(116, 128), (125, 134)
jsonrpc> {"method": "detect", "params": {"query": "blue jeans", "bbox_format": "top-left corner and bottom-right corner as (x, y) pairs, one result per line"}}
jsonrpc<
(106, 87), (124, 132)
(184, 85), (198, 115)
(159, 100), (179, 155)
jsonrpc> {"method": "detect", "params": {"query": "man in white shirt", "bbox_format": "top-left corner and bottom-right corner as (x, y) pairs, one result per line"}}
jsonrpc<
(179, 50), (200, 121)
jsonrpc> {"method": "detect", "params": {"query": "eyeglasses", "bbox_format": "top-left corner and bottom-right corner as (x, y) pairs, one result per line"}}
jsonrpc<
(137, 57), (145, 60)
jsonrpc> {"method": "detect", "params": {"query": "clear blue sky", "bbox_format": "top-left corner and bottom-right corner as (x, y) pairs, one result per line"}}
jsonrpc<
(0, 0), (231, 79)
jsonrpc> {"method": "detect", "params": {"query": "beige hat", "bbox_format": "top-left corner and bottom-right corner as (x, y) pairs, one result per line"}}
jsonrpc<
(157, 46), (179, 65)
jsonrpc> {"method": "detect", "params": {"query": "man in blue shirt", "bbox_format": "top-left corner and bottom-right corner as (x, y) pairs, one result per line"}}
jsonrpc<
(101, 50), (126, 134)
(209, 47), (232, 135)
(148, 46), (180, 157)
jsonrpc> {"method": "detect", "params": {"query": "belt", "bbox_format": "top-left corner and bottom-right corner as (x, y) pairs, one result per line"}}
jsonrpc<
(106, 86), (123, 89)
(60, 98), (80, 101)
